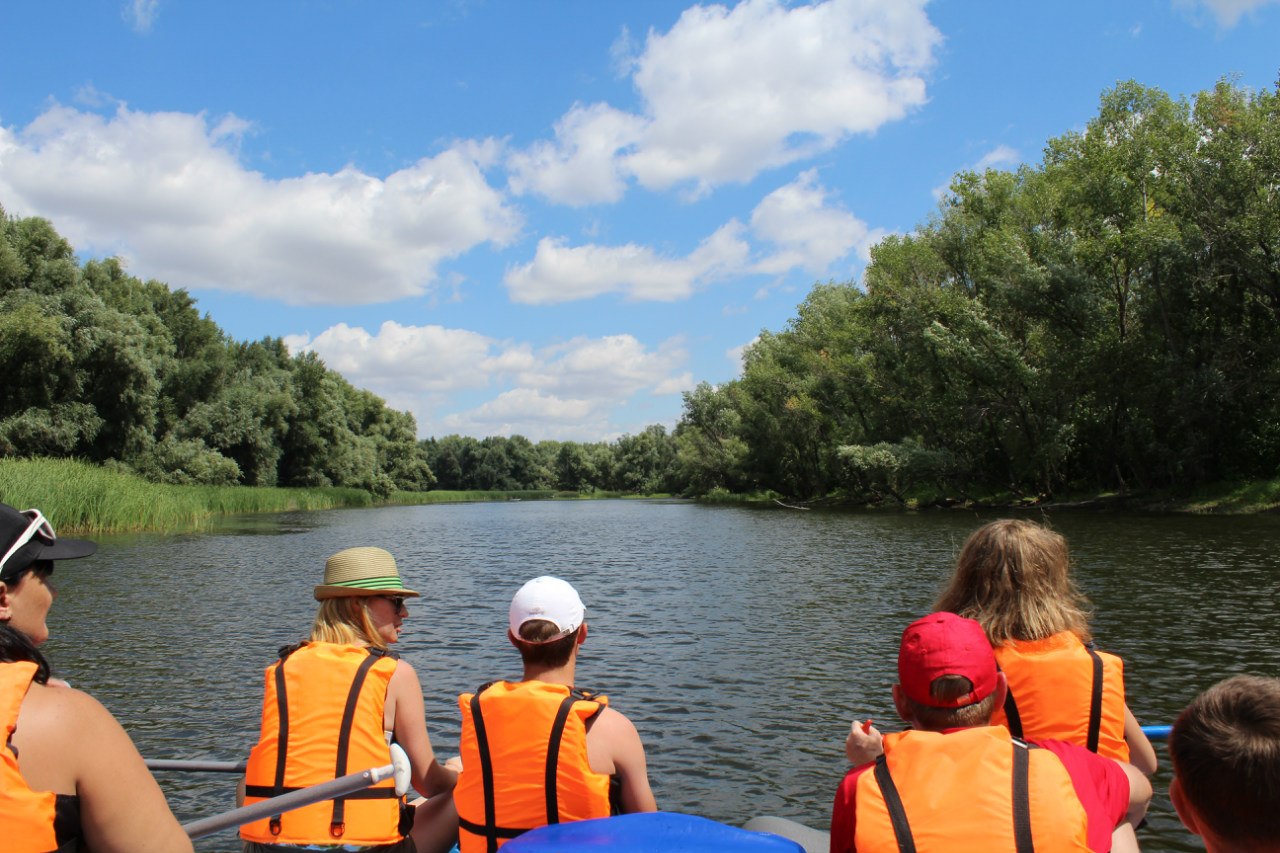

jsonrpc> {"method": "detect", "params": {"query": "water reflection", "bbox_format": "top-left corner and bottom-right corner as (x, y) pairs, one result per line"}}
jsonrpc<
(44, 502), (1279, 852)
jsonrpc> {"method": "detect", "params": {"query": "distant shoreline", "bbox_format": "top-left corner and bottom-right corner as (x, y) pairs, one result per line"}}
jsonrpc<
(3, 456), (1274, 537)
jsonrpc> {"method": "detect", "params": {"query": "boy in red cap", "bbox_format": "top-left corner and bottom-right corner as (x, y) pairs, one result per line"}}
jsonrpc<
(831, 612), (1151, 853)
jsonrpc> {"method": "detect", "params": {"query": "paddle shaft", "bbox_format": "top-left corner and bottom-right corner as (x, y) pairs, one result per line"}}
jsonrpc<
(146, 758), (246, 773)
(181, 763), (396, 839)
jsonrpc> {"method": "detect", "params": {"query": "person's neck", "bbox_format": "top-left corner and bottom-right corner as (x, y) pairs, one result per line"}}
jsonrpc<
(522, 659), (576, 687)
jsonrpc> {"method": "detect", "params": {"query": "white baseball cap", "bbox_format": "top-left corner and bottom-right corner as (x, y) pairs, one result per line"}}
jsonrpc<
(509, 575), (585, 642)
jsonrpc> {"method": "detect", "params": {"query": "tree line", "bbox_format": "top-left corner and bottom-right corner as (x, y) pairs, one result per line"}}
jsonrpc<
(672, 78), (1280, 501)
(4, 78), (1276, 503)
(0, 210), (682, 496)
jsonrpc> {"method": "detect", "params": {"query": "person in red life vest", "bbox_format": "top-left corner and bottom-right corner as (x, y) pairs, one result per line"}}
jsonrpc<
(240, 547), (459, 853)
(1169, 675), (1280, 853)
(934, 519), (1158, 775)
(454, 575), (657, 853)
(830, 612), (1151, 853)
(0, 502), (193, 853)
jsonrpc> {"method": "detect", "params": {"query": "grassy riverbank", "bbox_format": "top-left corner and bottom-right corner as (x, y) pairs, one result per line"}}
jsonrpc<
(0, 458), (676, 534)
(697, 479), (1280, 514)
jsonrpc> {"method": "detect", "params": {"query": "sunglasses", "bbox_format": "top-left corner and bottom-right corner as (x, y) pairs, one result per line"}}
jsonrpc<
(378, 595), (407, 613)
(0, 509), (56, 580)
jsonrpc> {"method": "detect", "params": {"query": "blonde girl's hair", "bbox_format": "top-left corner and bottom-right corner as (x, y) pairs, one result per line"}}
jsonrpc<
(309, 597), (388, 651)
(934, 518), (1092, 645)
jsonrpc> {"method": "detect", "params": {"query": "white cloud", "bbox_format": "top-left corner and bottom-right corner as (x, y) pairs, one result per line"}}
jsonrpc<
(506, 102), (644, 206)
(124, 0), (160, 33)
(750, 170), (875, 274)
(506, 170), (879, 303)
(287, 321), (500, 392)
(0, 104), (521, 305)
(1177, 0), (1280, 26)
(504, 223), (749, 304)
(508, 0), (941, 203)
(287, 322), (689, 439)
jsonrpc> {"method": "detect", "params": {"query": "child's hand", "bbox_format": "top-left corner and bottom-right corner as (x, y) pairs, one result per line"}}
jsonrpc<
(845, 719), (883, 766)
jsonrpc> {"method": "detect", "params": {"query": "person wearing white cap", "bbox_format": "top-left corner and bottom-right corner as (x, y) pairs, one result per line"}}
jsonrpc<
(454, 576), (656, 852)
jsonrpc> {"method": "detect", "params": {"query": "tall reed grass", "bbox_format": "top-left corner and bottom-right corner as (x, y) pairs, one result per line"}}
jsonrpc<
(0, 458), (375, 534)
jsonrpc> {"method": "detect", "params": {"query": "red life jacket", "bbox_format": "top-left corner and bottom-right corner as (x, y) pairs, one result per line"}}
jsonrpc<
(1, 661), (60, 853)
(241, 642), (403, 846)
(456, 680), (612, 853)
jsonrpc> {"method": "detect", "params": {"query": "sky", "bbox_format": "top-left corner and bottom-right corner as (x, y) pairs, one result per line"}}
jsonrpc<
(1, 1), (1278, 443)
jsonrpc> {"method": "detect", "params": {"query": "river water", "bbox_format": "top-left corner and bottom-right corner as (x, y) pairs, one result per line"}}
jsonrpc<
(42, 500), (1280, 852)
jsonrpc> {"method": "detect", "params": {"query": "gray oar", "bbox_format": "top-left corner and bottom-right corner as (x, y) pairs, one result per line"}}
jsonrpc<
(147, 758), (246, 773)
(181, 744), (411, 839)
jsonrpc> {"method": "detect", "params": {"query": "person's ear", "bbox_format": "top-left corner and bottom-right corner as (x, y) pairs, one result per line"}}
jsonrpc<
(0, 580), (13, 621)
(991, 672), (1008, 713)
(508, 629), (521, 649)
(577, 623), (588, 645)
(892, 684), (913, 725)
(1169, 777), (1203, 837)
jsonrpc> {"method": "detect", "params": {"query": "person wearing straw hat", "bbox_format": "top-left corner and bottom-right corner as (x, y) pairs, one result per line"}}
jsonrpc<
(240, 547), (459, 853)
(0, 501), (194, 853)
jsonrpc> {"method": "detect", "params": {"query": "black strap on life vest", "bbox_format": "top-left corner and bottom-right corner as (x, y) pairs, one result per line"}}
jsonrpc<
(1003, 686), (1025, 739)
(460, 684), (600, 852)
(1083, 644), (1104, 753)
(873, 754), (917, 853)
(1001, 650), (1105, 753)
(329, 648), (389, 837)
(1011, 739), (1035, 853)
(268, 652), (292, 834)
(874, 740), (1036, 853)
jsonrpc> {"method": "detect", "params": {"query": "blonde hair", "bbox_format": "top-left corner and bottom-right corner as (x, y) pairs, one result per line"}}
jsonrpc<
(309, 597), (388, 651)
(934, 519), (1092, 645)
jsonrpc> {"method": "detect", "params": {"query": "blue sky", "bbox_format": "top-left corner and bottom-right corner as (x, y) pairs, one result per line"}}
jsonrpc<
(1, 1), (1277, 442)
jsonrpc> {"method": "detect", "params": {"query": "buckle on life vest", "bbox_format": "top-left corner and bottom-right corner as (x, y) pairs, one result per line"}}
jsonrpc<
(269, 818), (282, 836)
(330, 821), (346, 838)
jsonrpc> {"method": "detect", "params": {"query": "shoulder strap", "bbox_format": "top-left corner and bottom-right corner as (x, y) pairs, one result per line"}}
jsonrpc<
(1011, 739), (1035, 853)
(543, 695), (581, 825)
(1081, 645), (1104, 753)
(268, 655), (290, 834)
(999, 663), (1025, 738)
(327, 649), (385, 837)
(872, 754), (916, 853)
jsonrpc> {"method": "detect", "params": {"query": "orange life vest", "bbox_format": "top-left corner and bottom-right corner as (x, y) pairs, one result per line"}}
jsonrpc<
(241, 642), (402, 846)
(1, 661), (60, 853)
(992, 632), (1129, 761)
(854, 727), (1091, 853)
(456, 680), (612, 853)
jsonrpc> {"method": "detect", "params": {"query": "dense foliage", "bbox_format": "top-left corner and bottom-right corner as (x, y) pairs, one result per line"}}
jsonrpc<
(672, 79), (1280, 501)
(0, 216), (432, 496)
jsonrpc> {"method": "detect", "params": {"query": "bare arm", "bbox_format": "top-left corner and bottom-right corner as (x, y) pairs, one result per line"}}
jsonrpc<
(587, 708), (657, 813)
(17, 685), (193, 853)
(386, 660), (458, 798)
(1122, 704), (1158, 775)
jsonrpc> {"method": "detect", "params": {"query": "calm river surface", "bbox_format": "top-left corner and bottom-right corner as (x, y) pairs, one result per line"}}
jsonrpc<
(43, 500), (1280, 852)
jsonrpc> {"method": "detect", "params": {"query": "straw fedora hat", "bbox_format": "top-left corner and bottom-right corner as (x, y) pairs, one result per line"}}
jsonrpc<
(313, 547), (421, 600)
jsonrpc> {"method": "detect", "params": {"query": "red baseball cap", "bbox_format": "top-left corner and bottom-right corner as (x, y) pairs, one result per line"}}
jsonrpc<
(897, 612), (998, 708)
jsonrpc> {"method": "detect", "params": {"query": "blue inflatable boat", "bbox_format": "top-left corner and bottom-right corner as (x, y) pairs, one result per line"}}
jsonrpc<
(502, 812), (810, 852)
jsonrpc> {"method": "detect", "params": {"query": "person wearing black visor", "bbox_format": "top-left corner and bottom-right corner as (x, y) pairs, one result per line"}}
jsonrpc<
(0, 501), (193, 853)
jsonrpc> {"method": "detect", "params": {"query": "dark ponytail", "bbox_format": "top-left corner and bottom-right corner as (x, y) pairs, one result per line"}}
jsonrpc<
(0, 623), (51, 684)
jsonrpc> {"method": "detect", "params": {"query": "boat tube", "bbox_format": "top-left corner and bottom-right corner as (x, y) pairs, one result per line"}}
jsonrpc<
(502, 812), (808, 852)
